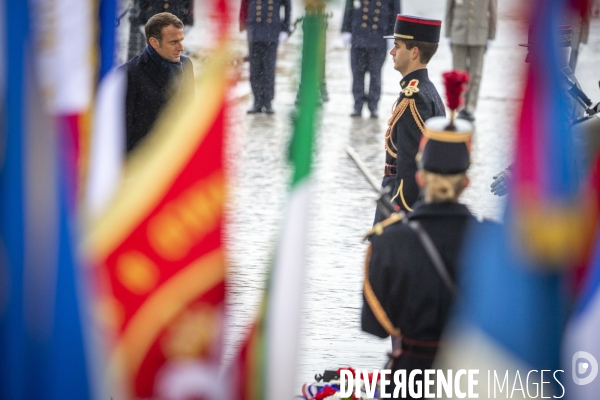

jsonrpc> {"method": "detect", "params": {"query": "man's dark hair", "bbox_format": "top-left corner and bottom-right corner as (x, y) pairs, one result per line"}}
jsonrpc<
(401, 40), (439, 64)
(145, 12), (184, 44)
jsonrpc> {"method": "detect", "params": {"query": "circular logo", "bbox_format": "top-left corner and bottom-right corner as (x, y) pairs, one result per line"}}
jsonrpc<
(572, 351), (598, 385)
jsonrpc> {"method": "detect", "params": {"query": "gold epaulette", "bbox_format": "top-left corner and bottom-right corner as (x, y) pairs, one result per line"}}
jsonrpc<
(363, 211), (405, 240)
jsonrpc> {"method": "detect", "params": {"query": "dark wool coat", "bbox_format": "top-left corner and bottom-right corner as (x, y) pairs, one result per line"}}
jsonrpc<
(120, 50), (194, 152)
(362, 202), (483, 397)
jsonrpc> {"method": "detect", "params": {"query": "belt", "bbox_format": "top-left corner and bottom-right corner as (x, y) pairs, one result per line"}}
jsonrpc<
(400, 337), (441, 357)
(384, 163), (397, 177)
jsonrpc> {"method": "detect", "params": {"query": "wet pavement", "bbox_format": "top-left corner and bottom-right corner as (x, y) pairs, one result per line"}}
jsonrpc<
(116, 0), (600, 389)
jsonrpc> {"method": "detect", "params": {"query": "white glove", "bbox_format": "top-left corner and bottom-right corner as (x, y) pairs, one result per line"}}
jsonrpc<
(386, 38), (395, 52)
(342, 32), (352, 48)
(279, 31), (289, 45)
(139, 25), (145, 35)
(490, 168), (511, 196)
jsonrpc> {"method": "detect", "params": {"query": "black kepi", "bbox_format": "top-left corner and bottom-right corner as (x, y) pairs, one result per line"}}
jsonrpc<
(418, 116), (473, 175)
(384, 15), (442, 43)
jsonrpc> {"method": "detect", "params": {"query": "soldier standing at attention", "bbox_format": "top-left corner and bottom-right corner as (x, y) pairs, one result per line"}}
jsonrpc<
(240, 0), (291, 114)
(445, 0), (497, 122)
(128, 0), (194, 61)
(374, 15), (445, 224)
(342, 0), (400, 118)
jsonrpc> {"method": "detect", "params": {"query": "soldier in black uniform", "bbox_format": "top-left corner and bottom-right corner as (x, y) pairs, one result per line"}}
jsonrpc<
(240, 0), (291, 114)
(128, 0), (194, 60)
(342, 0), (400, 118)
(362, 112), (481, 399)
(374, 15), (446, 224)
(491, 25), (588, 196)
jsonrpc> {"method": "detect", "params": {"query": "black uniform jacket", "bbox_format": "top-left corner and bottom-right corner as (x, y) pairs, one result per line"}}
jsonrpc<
(341, 0), (399, 48)
(362, 202), (476, 343)
(134, 0), (194, 25)
(384, 69), (445, 211)
(240, 0), (291, 42)
(120, 49), (194, 152)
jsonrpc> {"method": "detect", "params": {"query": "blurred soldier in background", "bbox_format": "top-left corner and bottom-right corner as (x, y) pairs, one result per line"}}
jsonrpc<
(240, 0), (292, 114)
(567, 4), (590, 72)
(128, 0), (194, 61)
(445, 0), (497, 122)
(491, 25), (593, 196)
(342, 0), (400, 118)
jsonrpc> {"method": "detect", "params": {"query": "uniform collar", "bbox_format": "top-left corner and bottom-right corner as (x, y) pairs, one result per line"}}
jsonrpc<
(408, 201), (473, 220)
(400, 68), (429, 88)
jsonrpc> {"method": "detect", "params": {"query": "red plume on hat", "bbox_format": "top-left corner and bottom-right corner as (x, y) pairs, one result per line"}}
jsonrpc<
(442, 70), (470, 128)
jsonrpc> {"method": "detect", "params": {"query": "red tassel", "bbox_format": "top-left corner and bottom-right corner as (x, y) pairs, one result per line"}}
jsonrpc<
(442, 70), (470, 111)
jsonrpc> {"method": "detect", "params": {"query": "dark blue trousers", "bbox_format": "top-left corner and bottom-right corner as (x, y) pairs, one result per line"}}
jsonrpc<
(248, 41), (278, 107)
(350, 45), (387, 113)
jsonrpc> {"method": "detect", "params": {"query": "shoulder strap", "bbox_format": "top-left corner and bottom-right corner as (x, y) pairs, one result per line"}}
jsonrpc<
(406, 220), (456, 295)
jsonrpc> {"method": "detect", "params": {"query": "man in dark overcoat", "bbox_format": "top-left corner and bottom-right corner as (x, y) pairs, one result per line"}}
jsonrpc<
(374, 15), (446, 224)
(240, 0), (291, 114)
(120, 12), (195, 153)
(342, 0), (400, 118)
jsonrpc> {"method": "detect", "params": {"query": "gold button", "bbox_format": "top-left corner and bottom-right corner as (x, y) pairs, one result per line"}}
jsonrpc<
(374, 17), (379, 21)
(267, 18), (272, 23)
(268, 12), (272, 16)
(257, 11), (261, 15)
(269, 5), (273, 10)
(372, 24), (378, 29)
(363, 7), (368, 12)
(470, 0), (474, 4)
(376, 1), (381, 5)
(257, 5), (261, 9)
(363, 15), (368, 20)
(257, 17), (262, 22)
(361, 22), (367, 27)
(268, 0), (273, 3)
(468, 17), (473, 22)
(163, 3), (169, 8)
(363, 0), (368, 4)
(147, 6), (152, 10)
(375, 9), (380, 13)
(469, 9), (474, 14)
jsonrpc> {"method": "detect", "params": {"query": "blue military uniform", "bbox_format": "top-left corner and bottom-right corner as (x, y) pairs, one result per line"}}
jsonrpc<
(135, 0), (193, 25)
(342, 0), (400, 116)
(240, 0), (291, 113)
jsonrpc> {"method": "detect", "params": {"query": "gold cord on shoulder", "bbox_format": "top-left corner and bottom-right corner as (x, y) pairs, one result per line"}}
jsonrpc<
(363, 212), (404, 240)
(385, 98), (411, 159)
(363, 244), (402, 338)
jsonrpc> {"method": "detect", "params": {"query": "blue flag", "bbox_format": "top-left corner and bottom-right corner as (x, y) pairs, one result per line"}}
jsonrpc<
(0, 1), (91, 398)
